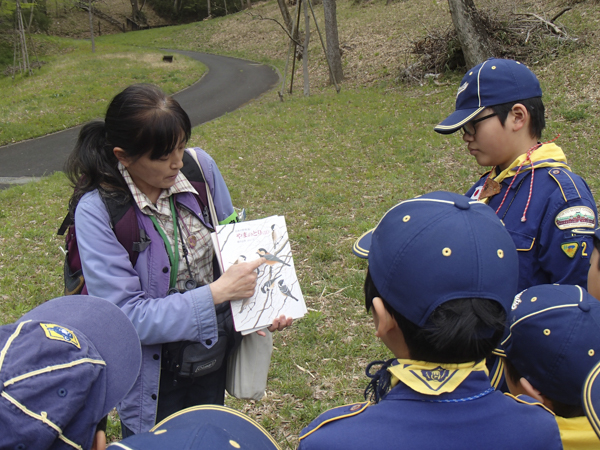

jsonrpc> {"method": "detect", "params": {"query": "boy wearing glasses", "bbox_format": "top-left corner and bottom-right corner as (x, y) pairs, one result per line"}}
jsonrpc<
(435, 58), (596, 293)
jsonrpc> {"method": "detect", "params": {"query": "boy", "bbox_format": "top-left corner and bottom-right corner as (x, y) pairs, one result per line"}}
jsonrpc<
(435, 58), (596, 292)
(107, 405), (281, 449)
(0, 295), (142, 450)
(499, 283), (600, 448)
(298, 191), (562, 449)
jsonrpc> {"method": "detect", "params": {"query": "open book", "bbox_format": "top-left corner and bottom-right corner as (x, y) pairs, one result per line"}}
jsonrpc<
(211, 215), (307, 334)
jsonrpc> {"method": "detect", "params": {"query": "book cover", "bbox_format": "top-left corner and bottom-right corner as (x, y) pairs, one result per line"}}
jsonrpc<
(212, 215), (307, 334)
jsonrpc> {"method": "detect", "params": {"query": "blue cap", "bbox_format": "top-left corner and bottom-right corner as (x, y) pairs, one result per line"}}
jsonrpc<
(502, 284), (600, 406)
(352, 191), (519, 326)
(108, 405), (281, 449)
(434, 58), (542, 134)
(583, 360), (600, 439)
(0, 295), (142, 450)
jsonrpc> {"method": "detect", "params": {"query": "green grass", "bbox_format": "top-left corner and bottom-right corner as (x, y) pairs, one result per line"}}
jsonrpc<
(0, 36), (205, 145)
(1, 0), (600, 446)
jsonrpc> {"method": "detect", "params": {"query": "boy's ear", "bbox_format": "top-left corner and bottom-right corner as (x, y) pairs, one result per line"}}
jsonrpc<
(510, 103), (529, 132)
(519, 377), (552, 407)
(372, 297), (397, 338)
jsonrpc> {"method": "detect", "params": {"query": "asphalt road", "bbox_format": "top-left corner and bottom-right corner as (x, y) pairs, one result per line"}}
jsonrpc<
(0, 50), (279, 189)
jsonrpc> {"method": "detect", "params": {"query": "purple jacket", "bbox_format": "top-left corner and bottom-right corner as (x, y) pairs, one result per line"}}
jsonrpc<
(75, 148), (235, 433)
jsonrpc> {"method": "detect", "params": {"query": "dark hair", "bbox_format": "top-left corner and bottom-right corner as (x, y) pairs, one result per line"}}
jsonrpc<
(364, 268), (506, 363)
(491, 97), (545, 140)
(503, 357), (584, 418)
(65, 84), (192, 216)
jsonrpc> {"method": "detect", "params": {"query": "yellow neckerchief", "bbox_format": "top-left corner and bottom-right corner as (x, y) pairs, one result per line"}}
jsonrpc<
(554, 416), (599, 450)
(480, 143), (569, 204)
(388, 359), (488, 396)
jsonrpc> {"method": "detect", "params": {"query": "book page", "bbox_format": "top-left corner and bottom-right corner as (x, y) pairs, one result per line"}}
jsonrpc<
(213, 216), (307, 333)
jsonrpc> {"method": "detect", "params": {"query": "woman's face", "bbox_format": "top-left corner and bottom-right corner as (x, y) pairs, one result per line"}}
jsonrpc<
(116, 144), (185, 203)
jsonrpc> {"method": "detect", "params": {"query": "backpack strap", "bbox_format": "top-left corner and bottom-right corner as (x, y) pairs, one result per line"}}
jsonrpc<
(102, 195), (149, 267)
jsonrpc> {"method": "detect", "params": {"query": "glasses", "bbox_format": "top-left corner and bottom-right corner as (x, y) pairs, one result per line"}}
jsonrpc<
(462, 113), (497, 136)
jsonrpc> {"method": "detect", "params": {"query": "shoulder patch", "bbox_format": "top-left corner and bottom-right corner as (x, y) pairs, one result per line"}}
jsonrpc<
(555, 206), (595, 230)
(40, 323), (81, 348)
(548, 168), (582, 202)
(298, 402), (371, 441)
(561, 242), (579, 258)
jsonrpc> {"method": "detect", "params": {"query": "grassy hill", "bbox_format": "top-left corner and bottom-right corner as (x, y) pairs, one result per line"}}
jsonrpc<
(1, 0), (600, 446)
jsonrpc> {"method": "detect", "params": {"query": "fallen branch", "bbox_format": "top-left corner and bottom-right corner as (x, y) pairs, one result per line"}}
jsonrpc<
(516, 12), (566, 36)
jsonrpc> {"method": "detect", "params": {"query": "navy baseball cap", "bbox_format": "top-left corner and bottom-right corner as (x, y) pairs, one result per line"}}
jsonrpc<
(352, 191), (519, 326)
(434, 58), (542, 134)
(108, 405), (281, 449)
(583, 360), (600, 439)
(501, 284), (600, 406)
(0, 295), (142, 450)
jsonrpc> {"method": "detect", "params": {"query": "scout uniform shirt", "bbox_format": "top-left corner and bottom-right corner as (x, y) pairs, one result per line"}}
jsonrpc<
(466, 143), (597, 292)
(298, 359), (562, 450)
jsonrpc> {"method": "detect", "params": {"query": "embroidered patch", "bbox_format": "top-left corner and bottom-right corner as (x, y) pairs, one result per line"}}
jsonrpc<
(40, 323), (81, 348)
(511, 290), (525, 311)
(561, 242), (579, 258)
(408, 366), (456, 391)
(456, 82), (469, 98)
(471, 186), (483, 200)
(555, 206), (595, 230)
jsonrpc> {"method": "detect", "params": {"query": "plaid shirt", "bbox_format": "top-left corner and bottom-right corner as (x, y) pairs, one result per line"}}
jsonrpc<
(119, 163), (214, 290)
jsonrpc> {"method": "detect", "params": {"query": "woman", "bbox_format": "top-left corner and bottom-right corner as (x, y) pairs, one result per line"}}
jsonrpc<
(65, 84), (291, 436)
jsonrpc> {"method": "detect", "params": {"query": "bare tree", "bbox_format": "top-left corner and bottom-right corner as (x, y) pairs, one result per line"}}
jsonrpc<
(276, 0), (292, 32)
(322, 0), (343, 83)
(302, 0), (309, 96)
(447, 0), (491, 68)
(88, 0), (95, 52)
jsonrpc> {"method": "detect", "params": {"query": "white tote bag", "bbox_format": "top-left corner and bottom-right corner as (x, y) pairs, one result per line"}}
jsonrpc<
(226, 330), (273, 401)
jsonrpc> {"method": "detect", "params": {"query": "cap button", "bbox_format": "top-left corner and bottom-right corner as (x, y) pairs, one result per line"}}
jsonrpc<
(454, 197), (470, 210)
(579, 302), (591, 312)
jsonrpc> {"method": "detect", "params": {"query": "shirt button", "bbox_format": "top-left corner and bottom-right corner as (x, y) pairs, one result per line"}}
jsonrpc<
(153, 354), (159, 360)
(151, 394), (157, 400)
(206, 339), (212, 346)
(162, 267), (169, 273)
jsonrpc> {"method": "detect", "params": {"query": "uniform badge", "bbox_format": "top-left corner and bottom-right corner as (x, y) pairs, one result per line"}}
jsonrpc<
(561, 242), (579, 258)
(40, 323), (81, 348)
(555, 206), (595, 230)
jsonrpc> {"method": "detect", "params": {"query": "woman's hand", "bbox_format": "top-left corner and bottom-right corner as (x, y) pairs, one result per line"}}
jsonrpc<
(256, 315), (294, 336)
(210, 258), (265, 305)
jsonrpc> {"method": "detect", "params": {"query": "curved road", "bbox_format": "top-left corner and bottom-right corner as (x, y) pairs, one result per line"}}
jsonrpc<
(0, 50), (279, 189)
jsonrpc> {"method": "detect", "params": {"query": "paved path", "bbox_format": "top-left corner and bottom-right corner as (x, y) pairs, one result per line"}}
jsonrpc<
(0, 50), (279, 189)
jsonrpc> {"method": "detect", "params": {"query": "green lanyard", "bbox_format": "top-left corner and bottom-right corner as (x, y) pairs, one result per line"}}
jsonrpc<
(149, 196), (179, 289)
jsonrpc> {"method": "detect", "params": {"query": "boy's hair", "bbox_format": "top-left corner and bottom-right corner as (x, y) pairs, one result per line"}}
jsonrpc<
(503, 357), (584, 418)
(364, 269), (506, 364)
(491, 97), (545, 140)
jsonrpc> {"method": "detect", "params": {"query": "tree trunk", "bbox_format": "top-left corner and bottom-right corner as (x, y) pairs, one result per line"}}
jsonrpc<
(130, 0), (139, 22)
(277, 0), (292, 33)
(322, 0), (343, 84)
(246, 0), (251, 9)
(27, 1), (35, 32)
(223, 0), (227, 15)
(302, 0), (309, 96)
(16, 0), (32, 75)
(88, 0), (95, 52)
(207, 0), (211, 17)
(447, 0), (491, 68)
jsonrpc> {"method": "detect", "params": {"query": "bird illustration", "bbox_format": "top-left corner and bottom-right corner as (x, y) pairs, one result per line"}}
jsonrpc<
(277, 279), (299, 301)
(261, 275), (281, 294)
(256, 248), (290, 266)
(232, 255), (246, 265)
(239, 297), (253, 314)
(271, 224), (281, 247)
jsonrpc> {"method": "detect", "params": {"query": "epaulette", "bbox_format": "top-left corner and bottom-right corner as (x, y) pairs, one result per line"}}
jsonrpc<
(548, 168), (582, 202)
(298, 401), (371, 441)
(504, 393), (555, 415)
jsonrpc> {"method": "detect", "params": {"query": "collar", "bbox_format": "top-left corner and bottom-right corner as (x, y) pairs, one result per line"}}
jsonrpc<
(118, 162), (198, 213)
(554, 415), (598, 449)
(491, 143), (570, 184)
(388, 359), (489, 396)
